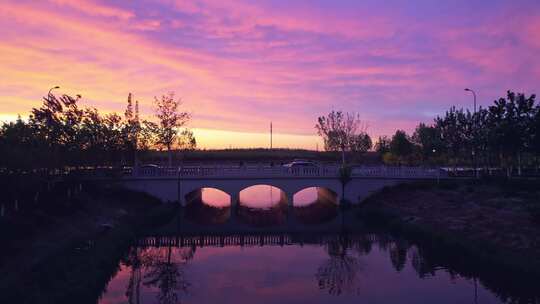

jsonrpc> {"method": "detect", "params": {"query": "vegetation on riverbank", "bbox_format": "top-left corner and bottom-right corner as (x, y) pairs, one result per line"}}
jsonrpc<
(0, 184), (177, 304)
(375, 91), (540, 171)
(357, 179), (540, 274)
(0, 91), (195, 173)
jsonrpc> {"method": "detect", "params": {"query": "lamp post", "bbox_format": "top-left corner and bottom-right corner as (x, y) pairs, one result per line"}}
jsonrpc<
(464, 88), (476, 114)
(48, 86), (60, 96)
(465, 88), (478, 178)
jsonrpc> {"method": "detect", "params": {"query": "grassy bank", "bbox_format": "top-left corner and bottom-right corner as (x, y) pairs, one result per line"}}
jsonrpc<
(357, 179), (540, 275)
(0, 184), (178, 304)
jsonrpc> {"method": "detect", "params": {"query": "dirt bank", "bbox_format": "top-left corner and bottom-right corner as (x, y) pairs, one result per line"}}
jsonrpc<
(0, 184), (177, 304)
(358, 179), (540, 274)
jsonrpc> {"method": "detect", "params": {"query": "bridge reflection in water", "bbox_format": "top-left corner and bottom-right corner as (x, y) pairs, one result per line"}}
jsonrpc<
(98, 231), (539, 304)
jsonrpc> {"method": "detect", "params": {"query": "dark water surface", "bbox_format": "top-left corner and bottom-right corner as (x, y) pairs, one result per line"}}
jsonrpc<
(97, 186), (539, 304)
(98, 233), (533, 304)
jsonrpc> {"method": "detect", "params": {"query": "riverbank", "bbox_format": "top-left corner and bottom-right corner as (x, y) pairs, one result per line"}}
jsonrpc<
(358, 179), (540, 275)
(0, 184), (177, 304)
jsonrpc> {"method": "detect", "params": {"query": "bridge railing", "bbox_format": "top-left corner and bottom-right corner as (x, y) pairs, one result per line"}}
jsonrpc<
(176, 165), (340, 178)
(131, 164), (445, 179)
(350, 166), (444, 178)
(135, 166), (179, 177)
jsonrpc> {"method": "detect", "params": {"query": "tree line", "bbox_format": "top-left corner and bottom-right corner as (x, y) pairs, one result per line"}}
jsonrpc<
(3, 88), (539, 175)
(0, 90), (196, 172)
(317, 90), (539, 175)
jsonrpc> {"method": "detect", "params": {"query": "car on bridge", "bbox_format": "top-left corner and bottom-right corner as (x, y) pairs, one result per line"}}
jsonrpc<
(140, 164), (160, 169)
(282, 159), (319, 168)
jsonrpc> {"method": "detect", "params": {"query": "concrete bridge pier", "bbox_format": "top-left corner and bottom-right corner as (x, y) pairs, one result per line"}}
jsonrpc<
(230, 193), (239, 221)
(285, 190), (295, 224)
(285, 191), (294, 207)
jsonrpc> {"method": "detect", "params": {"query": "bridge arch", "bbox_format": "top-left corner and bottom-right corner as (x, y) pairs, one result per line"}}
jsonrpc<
(177, 178), (343, 206)
(238, 184), (288, 209)
(292, 187), (338, 207)
(185, 187), (231, 208)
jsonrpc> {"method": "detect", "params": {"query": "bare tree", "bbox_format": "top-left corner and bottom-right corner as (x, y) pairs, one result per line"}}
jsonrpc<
(153, 92), (191, 167)
(315, 110), (370, 164)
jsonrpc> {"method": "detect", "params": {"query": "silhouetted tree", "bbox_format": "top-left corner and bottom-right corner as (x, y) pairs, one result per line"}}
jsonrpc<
(315, 110), (370, 164)
(351, 133), (372, 156)
(473, 107), (490, 171)
(412, 123), (444, 164)
(0, 116), (46, 171)
(123, 93), (141, 166)
(434, 107), (471, 168)
(531, 106), (540, 170)
(486, 91), (536, 176)
(153, 92), (191, 167)
(390, 130), (414, 165)
(29, 92), (85, 168)
(101, 113), (125, 165)
(375, 136), (391, 154)
(178, 129), (197, 151)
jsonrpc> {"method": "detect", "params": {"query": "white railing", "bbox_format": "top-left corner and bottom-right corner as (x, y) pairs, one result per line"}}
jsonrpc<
(176, 165), (340, 178)
(131, 164), (445, 179)
(350, 166), (443, 178)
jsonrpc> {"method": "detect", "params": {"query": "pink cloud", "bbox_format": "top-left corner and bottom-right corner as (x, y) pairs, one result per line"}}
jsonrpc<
(1, 0), (539, 148)
(49, 0), (135, 20)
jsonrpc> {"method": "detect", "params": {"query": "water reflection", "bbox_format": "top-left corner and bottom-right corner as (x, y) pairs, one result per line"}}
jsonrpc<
(239, 185), (284, 209)
(99, 233), (540, 304)
(317, 238), (362, 295)
(123, 246), (195, 304)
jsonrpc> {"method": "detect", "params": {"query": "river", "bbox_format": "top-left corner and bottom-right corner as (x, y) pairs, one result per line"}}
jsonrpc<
(97, 186), (539, 304)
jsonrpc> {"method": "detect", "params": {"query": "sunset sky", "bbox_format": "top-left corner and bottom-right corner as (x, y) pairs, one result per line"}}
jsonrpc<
(1, 0), (539, 149)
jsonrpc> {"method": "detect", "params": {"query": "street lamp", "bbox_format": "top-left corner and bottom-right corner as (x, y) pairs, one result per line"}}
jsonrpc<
(48, 86), (60, 96)
(464, 88), (476, 114)
(465, 88), (478, 178)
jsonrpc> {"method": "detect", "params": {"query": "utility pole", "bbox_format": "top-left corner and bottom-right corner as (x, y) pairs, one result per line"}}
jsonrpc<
(270, 122), (273, 150)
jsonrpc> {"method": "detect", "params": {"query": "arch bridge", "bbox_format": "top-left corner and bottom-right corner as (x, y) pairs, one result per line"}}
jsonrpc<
(118, 164), (446, 207)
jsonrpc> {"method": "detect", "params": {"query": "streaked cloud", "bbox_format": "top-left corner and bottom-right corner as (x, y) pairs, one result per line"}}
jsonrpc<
(1, 0), (539, 148)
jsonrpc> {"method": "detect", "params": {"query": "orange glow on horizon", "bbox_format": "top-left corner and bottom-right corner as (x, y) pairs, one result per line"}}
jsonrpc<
(191, 128), (322, 150)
